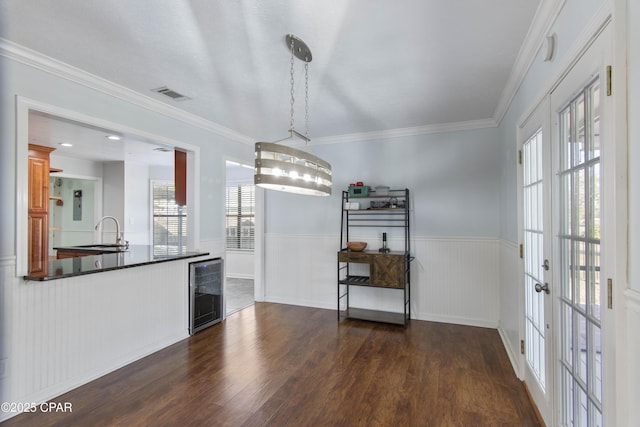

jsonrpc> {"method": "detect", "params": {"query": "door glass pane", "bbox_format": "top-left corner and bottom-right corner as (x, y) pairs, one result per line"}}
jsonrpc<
(564, 367), (574, 426)
(578, 386), (588, 426)
(576, 168), (586, 237)
(591, 404), (603, 427)
(589, 164), (601, 239)
(560, 172), (572, 234)
(575, 94), (586, 166)
(591, 322), (602, 402)
(560, 238), (572, 299)
(575, 240), (586, 307)
(577, 311), (587, 384)
(560, 109), (572, 170)
(561, 301), (573, 367)
(589, 243), (601, 321)
(589, 83), (601, 160)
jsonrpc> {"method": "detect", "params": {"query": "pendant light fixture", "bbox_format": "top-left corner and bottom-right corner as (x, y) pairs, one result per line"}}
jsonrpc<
(254, 34), (332, 197)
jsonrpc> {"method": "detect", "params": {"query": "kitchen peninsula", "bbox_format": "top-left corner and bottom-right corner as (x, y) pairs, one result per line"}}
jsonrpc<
(24, 245), (208, 281)
(13, 243), (215, 412)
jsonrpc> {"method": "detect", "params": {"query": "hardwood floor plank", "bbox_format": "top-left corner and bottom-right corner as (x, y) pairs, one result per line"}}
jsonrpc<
(1, 303), (539, 426)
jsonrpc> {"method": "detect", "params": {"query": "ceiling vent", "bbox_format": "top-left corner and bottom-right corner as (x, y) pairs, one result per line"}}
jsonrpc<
(152, 86), (191, 101)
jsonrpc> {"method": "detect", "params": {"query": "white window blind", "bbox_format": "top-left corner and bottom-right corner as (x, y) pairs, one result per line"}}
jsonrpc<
(152, 181), (187, 255)
(226, 184), (255, 250)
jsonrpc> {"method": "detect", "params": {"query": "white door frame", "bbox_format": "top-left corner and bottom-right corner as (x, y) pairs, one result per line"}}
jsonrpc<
(516, 13), (621, 425)
(222, 157), (265, 303)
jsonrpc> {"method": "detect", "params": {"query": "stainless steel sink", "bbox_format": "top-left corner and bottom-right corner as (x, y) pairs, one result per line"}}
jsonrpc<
(75, 244), (128, 250)
(57, 244), (129, 254)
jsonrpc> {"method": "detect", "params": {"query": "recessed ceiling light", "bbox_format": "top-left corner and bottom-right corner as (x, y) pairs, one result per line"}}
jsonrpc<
(59, 143), (73, 147)
(106, 135), (121, 141)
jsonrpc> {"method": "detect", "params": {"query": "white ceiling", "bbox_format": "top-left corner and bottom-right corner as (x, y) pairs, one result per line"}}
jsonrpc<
(2, 0), (543, 155)
(28, 111), (176, 166)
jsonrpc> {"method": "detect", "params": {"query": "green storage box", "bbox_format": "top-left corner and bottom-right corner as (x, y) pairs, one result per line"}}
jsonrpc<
(348, 186), (369, 197)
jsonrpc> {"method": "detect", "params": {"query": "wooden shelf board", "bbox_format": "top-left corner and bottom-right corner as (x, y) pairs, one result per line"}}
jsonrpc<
(344, 308), (407, 325)
(339, 275), (370, 285)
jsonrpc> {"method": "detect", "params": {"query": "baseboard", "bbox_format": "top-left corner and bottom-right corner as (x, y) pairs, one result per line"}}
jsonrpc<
(264, 296), (335, 312)
(263, 300), (500, 329)
(227, 274), (254, 280)
(412, 311), (498, 329)
(498, 325), (522, 379)
(522, 380), (546, 427)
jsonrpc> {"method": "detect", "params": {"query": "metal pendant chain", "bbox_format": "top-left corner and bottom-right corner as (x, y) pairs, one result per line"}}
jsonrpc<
(282, 34), (312, 144)
(289, 38), (295, 134)
(305, 62), (310, 143)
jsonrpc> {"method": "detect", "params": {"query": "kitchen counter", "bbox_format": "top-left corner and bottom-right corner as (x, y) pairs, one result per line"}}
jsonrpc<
(24, 245), (209, 281)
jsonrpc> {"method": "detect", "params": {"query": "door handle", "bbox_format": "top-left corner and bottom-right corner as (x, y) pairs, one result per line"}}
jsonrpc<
(535, 282), (550, 294)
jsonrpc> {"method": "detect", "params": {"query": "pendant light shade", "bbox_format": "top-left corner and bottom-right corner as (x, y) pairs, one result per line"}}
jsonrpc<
(254, 34), (332, 196)
(255, 142), (332, 196)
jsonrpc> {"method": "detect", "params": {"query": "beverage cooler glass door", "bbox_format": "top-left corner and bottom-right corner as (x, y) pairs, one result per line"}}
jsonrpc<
(189, 258), (223, 335)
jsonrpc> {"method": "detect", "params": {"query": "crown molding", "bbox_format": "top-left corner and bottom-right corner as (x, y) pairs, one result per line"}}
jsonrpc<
(312, 118), (498, 145)
(493, 0), (567, 126)
(0, 38), (254, 145)
(516, 2), (612, 129)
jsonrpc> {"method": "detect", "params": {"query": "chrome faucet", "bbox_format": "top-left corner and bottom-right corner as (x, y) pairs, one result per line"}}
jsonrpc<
(95, 216), (128, 247)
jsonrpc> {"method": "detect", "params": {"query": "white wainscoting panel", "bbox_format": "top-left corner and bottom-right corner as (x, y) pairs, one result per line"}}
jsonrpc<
(497, 239), (523, 376)
(226, 250), (254, 279)
(624, 289), (640, 424)
(264, 234), (500, 328)
(264, 234), (337, 310)
(0, 257), (192, 422)
(411, 237), (500, 328)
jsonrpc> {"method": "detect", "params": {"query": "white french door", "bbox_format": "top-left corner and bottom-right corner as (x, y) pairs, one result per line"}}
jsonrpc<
(550, 26), (611, 426)
(520, 97), (553, 425)
(521, 23), (612, 426)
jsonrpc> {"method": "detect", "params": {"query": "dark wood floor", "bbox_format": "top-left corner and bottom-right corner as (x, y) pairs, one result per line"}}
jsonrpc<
(2, 303), (540, 426)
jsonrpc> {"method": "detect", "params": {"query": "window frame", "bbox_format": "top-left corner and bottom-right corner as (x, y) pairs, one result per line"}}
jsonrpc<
(225, 182), (255, 251)
(150, 179), (187, 256)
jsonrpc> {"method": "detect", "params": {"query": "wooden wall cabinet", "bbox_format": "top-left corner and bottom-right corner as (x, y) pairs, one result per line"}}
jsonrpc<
(337, 188), (413, 325)
(175, 149), (187, 206)
(28, 144), (55, 276)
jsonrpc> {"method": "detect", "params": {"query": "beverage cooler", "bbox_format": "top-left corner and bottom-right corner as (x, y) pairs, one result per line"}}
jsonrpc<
(189, 258), (223, 335)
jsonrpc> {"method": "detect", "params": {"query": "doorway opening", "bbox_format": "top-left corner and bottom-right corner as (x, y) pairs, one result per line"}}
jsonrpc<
(49, 175), (102, 256)
(16, 97), (201, 276)
(225, 160), (255, 315)
(518, 23), (611, 426)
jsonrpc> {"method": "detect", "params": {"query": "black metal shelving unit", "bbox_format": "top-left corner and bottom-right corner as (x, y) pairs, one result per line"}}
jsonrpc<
(337, 188), (413, 326)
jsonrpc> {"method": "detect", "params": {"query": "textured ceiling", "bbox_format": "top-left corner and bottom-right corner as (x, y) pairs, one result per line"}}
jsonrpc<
(1, 0), (541, 144)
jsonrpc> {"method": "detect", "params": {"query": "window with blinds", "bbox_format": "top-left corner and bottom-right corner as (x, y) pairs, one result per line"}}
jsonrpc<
(226, 184), (255, 250)
(152, 181), (187, 255)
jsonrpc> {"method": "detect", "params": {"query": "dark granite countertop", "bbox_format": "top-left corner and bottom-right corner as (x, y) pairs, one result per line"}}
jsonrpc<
(24, 245), (210, 281)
